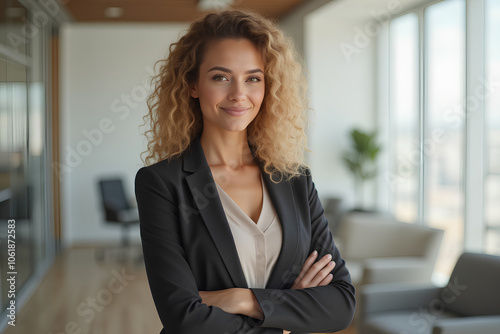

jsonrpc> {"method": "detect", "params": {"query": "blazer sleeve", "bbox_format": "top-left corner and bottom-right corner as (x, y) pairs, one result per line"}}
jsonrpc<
(135, 167), (257, 334)
(249, 170), (356, 333)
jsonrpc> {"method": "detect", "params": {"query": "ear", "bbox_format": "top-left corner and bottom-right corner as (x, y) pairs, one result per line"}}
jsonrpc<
(190, 83), (199, 99)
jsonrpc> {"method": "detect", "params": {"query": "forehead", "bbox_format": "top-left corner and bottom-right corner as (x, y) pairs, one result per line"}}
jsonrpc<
(200, 38), (265, 69)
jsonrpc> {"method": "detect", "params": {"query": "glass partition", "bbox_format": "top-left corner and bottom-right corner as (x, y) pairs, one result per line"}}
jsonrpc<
(0, 0), (55, 322)
(0, 58), (35, 311)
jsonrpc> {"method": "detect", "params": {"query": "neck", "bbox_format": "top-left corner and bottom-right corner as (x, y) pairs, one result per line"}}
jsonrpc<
(200, 127), (255, 169)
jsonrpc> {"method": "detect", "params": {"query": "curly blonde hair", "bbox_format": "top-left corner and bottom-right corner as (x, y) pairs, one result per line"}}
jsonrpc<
(140, 9), (311, 182)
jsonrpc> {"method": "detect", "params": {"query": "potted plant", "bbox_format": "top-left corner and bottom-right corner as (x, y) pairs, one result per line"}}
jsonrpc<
(342, 128), (381, 211)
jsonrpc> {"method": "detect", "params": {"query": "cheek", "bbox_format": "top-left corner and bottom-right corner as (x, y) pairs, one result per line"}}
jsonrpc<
(251, 86), (265, 106)
(199, 84), (226, 104)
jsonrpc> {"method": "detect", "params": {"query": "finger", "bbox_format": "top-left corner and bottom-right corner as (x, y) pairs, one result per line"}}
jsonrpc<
(291, 251), (319, 289)
(294, 251), (318, 284)
(310, 261), (335, 287)
(318, 273), (333, 286)
(300, 254), (332, 286)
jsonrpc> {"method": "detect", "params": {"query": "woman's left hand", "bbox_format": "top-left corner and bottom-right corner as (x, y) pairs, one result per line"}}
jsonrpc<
(199, 288), (264, 320)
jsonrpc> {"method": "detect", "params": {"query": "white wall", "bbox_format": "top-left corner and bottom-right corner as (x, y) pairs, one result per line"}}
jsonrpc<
(60, 23), (189, 246)
(302, 1), (378, 210)
(279, 0), (333, 58)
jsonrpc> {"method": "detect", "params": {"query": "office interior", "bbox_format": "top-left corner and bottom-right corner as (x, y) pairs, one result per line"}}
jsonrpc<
(0, 0), (499, 333)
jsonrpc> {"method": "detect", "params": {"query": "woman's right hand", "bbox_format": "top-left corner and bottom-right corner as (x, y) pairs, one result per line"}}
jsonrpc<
(291, 250), (335, 289)
(283, 251), (336, 334)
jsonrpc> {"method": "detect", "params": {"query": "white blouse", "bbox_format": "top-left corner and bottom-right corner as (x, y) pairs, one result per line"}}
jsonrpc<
(214, 174), (283, 289)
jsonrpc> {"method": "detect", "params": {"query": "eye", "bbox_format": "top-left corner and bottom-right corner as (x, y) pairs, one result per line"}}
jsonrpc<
(247, 76), (261, 83)
(212, 75), (228, 82)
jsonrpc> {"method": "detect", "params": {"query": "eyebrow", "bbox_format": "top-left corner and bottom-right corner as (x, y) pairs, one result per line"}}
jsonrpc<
(207, 66), (264, 74)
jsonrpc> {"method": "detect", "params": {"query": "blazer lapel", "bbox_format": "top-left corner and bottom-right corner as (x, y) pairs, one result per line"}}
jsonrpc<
(183, 134), (300, 290)
(261, 172), (299, 289)
(184, 135), (248, 288)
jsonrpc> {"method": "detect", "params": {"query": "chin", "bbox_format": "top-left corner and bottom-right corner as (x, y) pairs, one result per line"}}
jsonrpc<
(224, 124), (252, 132)
(203, 115), (255, 134)
(220, 120), (254, 132)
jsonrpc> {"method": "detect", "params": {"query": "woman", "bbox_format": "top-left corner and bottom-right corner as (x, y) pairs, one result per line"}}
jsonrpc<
(135, 9), (355, 334)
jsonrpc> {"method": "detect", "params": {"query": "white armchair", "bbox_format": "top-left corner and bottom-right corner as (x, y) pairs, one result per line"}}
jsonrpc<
(335, 212), (444, 286)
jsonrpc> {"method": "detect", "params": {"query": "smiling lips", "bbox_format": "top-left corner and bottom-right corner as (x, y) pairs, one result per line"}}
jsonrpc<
(220, 106), (250, 117)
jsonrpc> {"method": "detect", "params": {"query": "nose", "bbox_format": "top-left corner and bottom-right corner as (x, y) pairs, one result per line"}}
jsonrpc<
(228, 82), (246, 102)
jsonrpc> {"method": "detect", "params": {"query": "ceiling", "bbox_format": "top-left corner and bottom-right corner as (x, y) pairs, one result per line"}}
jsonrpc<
(62, 0), (310, 22)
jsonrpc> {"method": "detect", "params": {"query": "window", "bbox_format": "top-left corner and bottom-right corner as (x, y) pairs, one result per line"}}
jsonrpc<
(386, 0), (466, 280)
(389, 13), (419, 224)
(485, 0), (500, 254)
(424, 0), (466, 280)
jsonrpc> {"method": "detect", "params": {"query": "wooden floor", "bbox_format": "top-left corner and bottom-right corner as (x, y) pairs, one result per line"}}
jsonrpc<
(5, 247), (357, 334)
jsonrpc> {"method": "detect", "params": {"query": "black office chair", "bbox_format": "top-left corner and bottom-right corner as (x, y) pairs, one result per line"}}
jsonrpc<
(97, 178), (140, 262)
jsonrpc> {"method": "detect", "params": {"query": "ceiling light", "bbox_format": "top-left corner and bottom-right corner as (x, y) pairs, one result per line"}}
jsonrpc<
(104, 7), (124, 18)
(197, 0), (235, 11)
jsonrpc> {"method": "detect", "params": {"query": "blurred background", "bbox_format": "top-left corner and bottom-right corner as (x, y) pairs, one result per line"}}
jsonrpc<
(0, 0), (499, 333)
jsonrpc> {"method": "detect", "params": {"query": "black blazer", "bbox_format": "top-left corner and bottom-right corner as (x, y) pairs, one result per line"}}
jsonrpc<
(134, 134), (356, 334)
